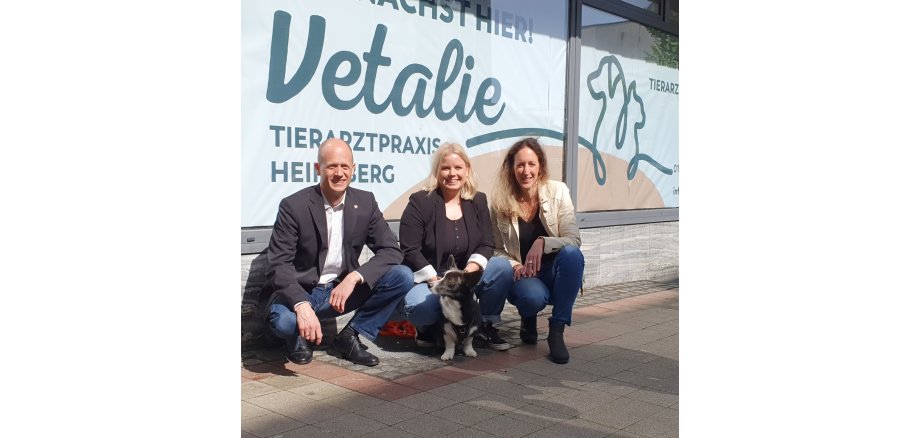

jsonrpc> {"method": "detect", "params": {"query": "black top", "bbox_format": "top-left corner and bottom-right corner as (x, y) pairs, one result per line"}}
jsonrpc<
(437, 216), (469, 273)
(399, 189), (494, 277)
(518, 215), (555, 267)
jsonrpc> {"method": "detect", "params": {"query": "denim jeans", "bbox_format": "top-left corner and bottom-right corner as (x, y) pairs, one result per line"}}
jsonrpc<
(390, 257), (512, 330)
(504, 245), (585, 325)
(268, 265), (413, 343)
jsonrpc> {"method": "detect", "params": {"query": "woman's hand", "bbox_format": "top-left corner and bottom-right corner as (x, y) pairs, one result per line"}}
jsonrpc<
(523, 237), (545, 276)
(513, 264), (528, 281)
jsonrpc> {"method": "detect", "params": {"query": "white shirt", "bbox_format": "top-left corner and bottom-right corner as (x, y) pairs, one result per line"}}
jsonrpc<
(318, 193), (346, 285)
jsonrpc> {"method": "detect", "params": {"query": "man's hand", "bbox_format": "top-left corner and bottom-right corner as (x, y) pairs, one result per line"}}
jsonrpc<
(295, 303), (323, 345)
(330, 272), (361, 313)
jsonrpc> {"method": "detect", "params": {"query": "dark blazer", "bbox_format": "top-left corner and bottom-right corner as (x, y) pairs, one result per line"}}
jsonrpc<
(399, 189), (494, 281)
(266, 185), (403, 309)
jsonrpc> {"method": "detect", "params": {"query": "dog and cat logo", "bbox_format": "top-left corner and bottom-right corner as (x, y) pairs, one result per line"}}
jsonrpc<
(467, 54), (674, 186)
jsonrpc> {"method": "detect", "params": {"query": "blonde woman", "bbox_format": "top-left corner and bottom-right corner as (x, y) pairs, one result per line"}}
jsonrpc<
(394, 142), (511, 351)
(486, 137), (584, 364)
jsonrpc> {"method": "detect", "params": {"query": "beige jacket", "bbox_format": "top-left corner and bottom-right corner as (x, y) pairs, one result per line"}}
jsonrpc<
(490, 180), (581, 268)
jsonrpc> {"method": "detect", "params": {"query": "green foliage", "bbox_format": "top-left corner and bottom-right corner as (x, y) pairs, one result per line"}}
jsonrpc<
(646, 28), (678, 69)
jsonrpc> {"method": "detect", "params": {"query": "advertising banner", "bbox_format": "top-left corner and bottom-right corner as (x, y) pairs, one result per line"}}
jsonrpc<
(242, 0), (569, 225)
(575, 15), (679, 211)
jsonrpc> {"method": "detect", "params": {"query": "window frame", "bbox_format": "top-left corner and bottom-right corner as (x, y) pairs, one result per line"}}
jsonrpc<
(563, 0), (678, 228)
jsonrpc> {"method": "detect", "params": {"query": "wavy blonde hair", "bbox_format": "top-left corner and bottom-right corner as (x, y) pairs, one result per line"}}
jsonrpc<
(422, 142), (478, 200)
(491, 137), (549, 218)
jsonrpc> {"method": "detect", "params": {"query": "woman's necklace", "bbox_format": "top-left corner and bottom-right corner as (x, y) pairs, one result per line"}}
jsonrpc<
(518, 194), (538, 219)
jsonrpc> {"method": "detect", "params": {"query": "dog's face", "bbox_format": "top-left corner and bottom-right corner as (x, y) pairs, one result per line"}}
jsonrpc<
(431, 255), (483, 300)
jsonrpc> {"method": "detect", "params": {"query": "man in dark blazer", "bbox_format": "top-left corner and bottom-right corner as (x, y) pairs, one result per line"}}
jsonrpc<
(265, 138), (413, 367)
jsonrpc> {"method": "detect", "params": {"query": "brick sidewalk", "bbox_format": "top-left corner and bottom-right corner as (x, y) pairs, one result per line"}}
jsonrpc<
(242, 280), (678, 437)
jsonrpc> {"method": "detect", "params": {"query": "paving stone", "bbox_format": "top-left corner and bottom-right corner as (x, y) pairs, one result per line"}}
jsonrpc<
(611, 370), (677, 394)
(605, 430), (646, 438)
(241, 401), (271, 420)
(260, 374), (319, 390)
(464, 393), (531, 413)
(544, 367), (603, 386)
(393, 372), (452, 391)
(578, 397), (665, 430)
(471, 413), (544, 438)
(488, 367), (543, 385)
(524, 417), (618, 438)
(504, 402), (575, 426)
(627, 358), (678, 379)
(569, 345), (616, 362)
(511, 358), (565, 376)
(622, 388), (679, 407)
(355, 401), (423, 426)
(240, 412), (304, 437)
(602, 346), (661, 364)
(427, 382), (489, 402)
(445, 427), (500, 438)
(465, 378), (547, 400)
(241, 381), (281, 400)
(321, 391), (386, 412)
(522, 378), (576, 399)
(395, 391), (458, 413)
(369, 426), (425, 438)
(628, 309), (679, 324)
(357, 381), (421, 401)
(314, 412), (388, 437)
(287, 381), (353, 400)
(622, 407), (678, 438)
(429, 401), (503, 426)
(270, 424), (337, 437)
(393, 413), (466, 436)
(551, 387), (622, 412)
(246, 390), (312, 415)
(284, 402), (349, 425)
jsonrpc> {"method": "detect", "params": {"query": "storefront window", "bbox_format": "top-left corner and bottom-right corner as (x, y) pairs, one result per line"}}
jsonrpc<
(575, 5), (678, 212)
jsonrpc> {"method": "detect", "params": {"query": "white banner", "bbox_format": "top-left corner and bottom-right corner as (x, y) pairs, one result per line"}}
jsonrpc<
(576, 16), (679, 212)
(242, 0), (569, 225)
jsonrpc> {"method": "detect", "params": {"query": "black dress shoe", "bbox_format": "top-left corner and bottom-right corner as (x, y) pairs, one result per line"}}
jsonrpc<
(285, 335), (313, 365)
(333, 327), (379, 367)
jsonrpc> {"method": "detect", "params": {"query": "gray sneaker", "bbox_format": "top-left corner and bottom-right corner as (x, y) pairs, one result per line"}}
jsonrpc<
(474, 322), (511, 351)
(415, 325), (437, 349)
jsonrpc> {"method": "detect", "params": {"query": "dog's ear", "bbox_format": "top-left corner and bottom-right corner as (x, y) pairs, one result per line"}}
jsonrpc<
(464, 269), (483, 288)
(447, 254), (458, 271)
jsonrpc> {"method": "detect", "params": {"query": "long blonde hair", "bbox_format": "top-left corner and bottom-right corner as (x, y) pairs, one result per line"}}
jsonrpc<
(491, 137), (549, 218)
(422, 142), (478, 200)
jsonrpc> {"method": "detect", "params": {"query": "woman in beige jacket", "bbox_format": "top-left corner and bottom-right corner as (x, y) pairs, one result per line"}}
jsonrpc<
(484, 137), (585, 364)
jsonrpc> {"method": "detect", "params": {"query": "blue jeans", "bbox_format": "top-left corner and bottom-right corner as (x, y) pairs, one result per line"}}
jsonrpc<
(503, 245), (585, 325)
(268, 265), (413, 342)
(390, 257), (512, 329)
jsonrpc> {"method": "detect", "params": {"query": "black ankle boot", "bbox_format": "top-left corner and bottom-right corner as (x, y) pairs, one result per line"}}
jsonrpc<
(547, 321), (569, 364)
(520, 316), (537, 344)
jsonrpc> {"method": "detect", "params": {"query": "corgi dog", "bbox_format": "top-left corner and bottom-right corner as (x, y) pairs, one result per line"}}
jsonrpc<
(430, 255), (483, 361)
